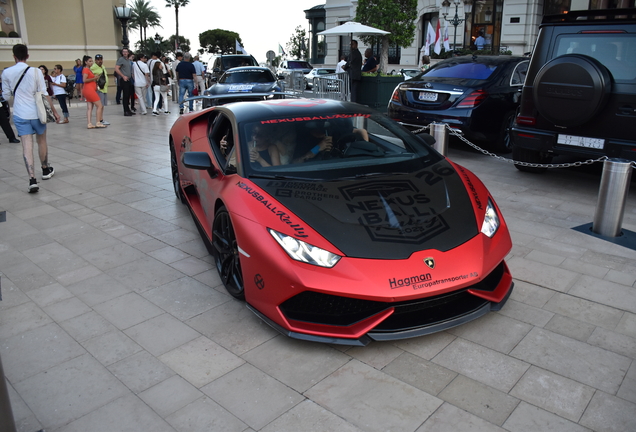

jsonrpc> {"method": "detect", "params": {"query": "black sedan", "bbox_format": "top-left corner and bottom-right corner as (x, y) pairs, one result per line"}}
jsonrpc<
(388, 55), (529, 152)
(202, 67), (283, 108)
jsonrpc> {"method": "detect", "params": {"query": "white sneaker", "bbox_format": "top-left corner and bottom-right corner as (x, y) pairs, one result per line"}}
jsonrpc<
(101, 120), (110, 125)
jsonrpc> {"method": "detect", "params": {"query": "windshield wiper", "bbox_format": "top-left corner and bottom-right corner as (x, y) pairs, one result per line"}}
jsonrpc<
(332, 172), (409, 181)
(248, 174), (325, 181)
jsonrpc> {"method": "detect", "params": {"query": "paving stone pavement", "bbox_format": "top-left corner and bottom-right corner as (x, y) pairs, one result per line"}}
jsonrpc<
(1, 102), (635, 432)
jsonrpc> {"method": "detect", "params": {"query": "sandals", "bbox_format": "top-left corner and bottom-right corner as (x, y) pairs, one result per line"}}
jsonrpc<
(87, 123), (95, 129)
(95, 122), (106, 128)
(58, 118), (69, 124)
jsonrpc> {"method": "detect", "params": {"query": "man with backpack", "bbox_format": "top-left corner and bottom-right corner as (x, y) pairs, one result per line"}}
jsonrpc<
(91, 54), (110, 125)
(1, 44), (54, 193)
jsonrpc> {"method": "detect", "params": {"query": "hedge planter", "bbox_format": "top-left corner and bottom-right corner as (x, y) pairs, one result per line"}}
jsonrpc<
(357, 75), (404, 112)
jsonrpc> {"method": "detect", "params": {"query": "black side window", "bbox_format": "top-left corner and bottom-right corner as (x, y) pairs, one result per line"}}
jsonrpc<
(209, 114), (236, 172)
(511, 61), (528, 86)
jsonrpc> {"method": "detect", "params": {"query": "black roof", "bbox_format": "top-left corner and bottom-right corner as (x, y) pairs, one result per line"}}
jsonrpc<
(216, 98), (377, 124)
(542, 8), (636, 24)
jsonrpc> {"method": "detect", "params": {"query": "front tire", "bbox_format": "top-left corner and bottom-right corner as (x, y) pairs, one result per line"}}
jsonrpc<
(213, 206), (245, 300)
(170, 141), (186, 203)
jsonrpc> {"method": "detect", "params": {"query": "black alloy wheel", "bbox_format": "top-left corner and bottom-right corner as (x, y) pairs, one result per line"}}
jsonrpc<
(213, 206), (245, 300)
(170, 141), (186, 203)
(493, 111), (516, 153)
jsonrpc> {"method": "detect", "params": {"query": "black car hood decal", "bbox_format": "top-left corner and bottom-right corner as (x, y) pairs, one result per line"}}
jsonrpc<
(253, 160), (478, 259)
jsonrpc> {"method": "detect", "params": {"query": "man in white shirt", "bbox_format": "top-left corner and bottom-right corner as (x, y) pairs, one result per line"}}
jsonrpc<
(1, 44), (54, 193)
(335, 55), (347, 73)
(192, 55), (206, 97)
(132, 53), (150, 115)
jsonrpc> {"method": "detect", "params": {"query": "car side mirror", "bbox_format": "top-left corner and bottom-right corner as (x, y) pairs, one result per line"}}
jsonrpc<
(182, 152), (218, 178)
(415, 132), (436, 147)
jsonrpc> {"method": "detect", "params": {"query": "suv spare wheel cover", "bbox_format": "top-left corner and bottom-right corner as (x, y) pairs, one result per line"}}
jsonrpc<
(533, 54), (611, 127)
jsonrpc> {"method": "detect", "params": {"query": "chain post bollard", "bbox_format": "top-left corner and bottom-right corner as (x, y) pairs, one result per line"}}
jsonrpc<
(0, 353), (17, 432)
(592, 158), (633, 237)
(429, 123), (449, 156)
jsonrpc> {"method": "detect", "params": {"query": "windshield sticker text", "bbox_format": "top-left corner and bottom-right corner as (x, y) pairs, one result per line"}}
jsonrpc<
(260, 114), (371, 125)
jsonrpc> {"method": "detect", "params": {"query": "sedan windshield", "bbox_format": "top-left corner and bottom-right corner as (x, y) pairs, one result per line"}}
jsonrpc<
(239, 112), (441, 180)
(220, 70), (275, 84)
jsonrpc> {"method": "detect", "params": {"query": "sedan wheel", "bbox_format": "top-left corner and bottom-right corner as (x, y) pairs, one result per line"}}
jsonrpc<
(213, 206), (245, 300)
(493, 112), (515, 153)
(170, 142), (186, 203)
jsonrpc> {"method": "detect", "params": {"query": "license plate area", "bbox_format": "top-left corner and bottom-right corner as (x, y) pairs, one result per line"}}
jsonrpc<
(418, 91), (438, 102)
(557, 134), (604, 149)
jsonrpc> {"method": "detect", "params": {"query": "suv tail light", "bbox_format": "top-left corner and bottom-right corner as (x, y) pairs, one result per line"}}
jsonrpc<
(516, 115), (536, 126)
(457, 90), (488, 108)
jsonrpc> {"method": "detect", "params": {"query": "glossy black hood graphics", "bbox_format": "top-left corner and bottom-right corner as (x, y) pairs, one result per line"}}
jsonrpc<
(253, 160), (479, 260)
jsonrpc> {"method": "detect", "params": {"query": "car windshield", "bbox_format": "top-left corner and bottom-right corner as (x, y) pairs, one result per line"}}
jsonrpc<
(239, 111), (441, 180)
(317, 69), (336, 75)
(554, 34), (636, 83)
(220, 69), (275, 84)
(288, 61), (312, 69)
(425, 62), (498, 80)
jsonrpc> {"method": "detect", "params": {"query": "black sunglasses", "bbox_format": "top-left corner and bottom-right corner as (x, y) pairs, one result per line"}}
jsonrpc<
(95, 55), (103, 59)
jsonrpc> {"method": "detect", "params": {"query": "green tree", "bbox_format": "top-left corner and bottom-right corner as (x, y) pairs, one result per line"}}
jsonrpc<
(165, 0), (189, 50)
(168, 35), (190, 53)
(355, 0), (417, 72)
(129, 0), (162, 53)
(286, 26), (307, 60)
(199, 29), (241, 54)
(134, 34), (172, 57)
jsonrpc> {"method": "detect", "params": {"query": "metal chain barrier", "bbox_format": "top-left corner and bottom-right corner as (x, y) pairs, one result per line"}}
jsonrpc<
(414, 123), (622, 169)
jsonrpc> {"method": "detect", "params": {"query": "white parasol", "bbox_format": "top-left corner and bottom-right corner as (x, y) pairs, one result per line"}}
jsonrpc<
(317, 21), (390, 37)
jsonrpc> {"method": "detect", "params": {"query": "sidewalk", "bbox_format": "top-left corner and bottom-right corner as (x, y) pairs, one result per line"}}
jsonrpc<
(1, 103), (635, 431)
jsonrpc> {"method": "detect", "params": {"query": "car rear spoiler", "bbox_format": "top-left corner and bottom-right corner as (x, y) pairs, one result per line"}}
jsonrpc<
(184, 92), (300, 104)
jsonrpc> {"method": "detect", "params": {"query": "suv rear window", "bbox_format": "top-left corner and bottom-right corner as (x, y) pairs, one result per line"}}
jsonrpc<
(425, 63), (497, 80)
(223, 57), (258, 69)
(554, 34), (636, 82)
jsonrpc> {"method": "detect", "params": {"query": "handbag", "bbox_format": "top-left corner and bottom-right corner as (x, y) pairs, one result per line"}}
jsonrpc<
(97, 67), (106, 89)
(192, 87), (199, 96)
(160, 84), (169, 92)
(35, 91), (55, 124)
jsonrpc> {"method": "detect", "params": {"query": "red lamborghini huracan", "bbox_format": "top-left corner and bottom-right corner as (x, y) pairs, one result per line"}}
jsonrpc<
(169, 98), (513, 346)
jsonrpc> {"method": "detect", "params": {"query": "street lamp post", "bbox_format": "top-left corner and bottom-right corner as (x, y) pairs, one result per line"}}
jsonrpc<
(113, 6), (133, 49)
(154, 33), (161, 52)
(441, 0), (473, 52)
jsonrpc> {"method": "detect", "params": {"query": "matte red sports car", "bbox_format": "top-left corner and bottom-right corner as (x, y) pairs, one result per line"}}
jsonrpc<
(169, 98), (513, 346)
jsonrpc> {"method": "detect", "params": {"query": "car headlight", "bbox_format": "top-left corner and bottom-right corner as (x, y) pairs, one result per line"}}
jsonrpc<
(480, 199), (500, 238)
(269, 229), (341, 268)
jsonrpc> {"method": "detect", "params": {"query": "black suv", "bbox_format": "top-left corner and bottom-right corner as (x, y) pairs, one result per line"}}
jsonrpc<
(510, 9), (636, 172)
(210, 54), (259, 81)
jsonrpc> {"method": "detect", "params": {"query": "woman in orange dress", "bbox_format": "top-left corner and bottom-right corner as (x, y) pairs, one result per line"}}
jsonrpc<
(82, 55), (105, 129)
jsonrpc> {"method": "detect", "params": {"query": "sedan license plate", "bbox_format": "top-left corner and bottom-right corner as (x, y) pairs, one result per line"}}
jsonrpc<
(557, 134), (604, 149)
(418, 91), (438, 102)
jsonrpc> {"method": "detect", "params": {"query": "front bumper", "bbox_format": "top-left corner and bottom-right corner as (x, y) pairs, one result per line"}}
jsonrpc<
(248, 260), (514, 346)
